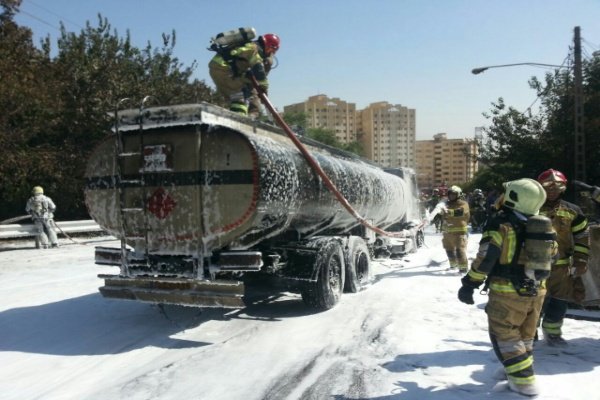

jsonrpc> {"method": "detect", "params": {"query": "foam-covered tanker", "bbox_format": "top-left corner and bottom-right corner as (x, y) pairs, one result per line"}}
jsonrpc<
(85, 103), (423, 310)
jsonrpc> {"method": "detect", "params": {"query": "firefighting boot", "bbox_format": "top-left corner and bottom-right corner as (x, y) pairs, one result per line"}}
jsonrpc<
(508, 376), (540, 397)
(544, 333), (568, 347)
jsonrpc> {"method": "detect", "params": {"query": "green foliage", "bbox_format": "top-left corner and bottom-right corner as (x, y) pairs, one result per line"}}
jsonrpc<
(468, 164), (524, 194)
(0, 5), (217, 220)
(478, 59), (600, 187)
(302, 127), (363, 156)
(341, 140), (364, 156)
(306, 127), (340, 147)
(282, 111), (308, 129)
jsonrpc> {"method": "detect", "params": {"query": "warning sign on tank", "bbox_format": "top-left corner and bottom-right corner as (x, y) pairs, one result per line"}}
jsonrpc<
(142, 144), (173, 172)
(148, 187), (176, 219)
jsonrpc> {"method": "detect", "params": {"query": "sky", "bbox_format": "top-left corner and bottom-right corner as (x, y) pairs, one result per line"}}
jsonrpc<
(1, 228), (600, 399)
(12, 0), (600, 140)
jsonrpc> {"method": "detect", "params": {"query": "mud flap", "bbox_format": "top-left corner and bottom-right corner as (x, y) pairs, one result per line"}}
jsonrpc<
(98, 274), (245, 308)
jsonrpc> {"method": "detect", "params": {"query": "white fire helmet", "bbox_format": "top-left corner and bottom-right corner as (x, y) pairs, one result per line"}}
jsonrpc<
(502, 178), (546, 216)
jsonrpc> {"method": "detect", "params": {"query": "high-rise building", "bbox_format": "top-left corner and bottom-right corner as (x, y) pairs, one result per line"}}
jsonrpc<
(359, 101), (416, 169)
(284, 95), (416, 169)
(415, 133), (478, 191)
(283, 95), (357, 143)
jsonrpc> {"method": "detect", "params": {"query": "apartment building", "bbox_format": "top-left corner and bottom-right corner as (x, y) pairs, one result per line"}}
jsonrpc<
(415, 133), (478, 191)
(284, 95), (416, 169)
(359, 101), (416, 169)
(283, 95), (358, 143)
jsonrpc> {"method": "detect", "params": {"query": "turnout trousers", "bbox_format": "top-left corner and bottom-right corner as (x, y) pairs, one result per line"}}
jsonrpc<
(442, 232), (468, 271)
(486, 286), (546, 387)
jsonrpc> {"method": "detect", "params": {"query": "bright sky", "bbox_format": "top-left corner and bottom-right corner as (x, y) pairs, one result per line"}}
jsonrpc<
(14, 0), (600, 140)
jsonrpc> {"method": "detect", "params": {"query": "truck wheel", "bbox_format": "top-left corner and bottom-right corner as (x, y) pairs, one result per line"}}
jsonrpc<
(302, 239), (345, 310)
(344, 236), (371, 293)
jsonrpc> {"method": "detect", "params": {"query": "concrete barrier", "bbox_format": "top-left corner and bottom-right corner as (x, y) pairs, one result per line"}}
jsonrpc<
(0, 220), (103, 239)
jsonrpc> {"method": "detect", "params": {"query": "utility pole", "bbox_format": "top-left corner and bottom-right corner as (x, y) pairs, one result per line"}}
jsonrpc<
(573, 26), (585, 181)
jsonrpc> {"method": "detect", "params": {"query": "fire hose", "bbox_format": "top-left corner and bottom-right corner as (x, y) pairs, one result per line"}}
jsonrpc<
(250, 75), (425, 238)
(50, 219), (80, 244)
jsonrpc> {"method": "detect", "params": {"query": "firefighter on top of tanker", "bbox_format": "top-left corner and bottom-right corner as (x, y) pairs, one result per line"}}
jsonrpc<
(208, 27), (280, 117)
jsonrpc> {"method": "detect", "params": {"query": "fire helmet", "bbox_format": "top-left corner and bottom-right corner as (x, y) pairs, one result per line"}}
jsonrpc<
(537, 168), (567, 192)
(261, 33), (280, 54)
(502, 178), (546, 216)
(32, 186), (44, 195)
(448, 185), (462, 195)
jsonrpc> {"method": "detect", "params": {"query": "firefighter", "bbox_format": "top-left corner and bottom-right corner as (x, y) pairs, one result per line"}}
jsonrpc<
(458, 178), (553, 397)
(248, 51), (275, 118)
(537, 169), (590, 346)
(469, 188), (487, 232)
(25, 186), (59, 248)
(209, 33), (280, 116)
(441, 185), (470, 272)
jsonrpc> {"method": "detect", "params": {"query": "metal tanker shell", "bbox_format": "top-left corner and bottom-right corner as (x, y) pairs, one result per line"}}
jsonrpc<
(85, 103), (414, 259)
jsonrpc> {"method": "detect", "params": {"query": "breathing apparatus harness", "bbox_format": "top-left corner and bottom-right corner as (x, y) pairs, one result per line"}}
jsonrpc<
(208, 27), (276, 78)
(482, 210), (555, 297)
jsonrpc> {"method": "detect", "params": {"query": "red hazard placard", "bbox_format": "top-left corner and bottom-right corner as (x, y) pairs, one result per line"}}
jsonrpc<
(147, 187), (177, 219)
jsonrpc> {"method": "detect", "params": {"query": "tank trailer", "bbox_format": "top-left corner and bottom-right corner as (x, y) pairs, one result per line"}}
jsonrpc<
(85, 103), (424, 310)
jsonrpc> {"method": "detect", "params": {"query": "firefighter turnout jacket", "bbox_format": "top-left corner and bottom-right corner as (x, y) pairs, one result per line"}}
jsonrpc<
(442, 198), (470, 234)
(209, 41), (269, 89)
(539, 199), (590, 301)
(26, 194), (56, 220)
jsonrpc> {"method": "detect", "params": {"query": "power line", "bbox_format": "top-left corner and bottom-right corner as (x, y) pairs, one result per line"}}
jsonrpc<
(582, 37), (599, 52)
(27, 0), (85, 30)
(18, 9), (60, 31)
(521, 53), (572, 116)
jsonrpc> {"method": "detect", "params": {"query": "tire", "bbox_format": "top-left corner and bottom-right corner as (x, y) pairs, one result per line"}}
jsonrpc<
(302, 239), (345, 310)
(344, 236), (371, 293)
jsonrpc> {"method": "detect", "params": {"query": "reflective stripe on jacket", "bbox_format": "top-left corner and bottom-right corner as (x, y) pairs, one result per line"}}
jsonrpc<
(209, 42), (268, 87)
(443, 199), (470, 234)
(539, 200), (589, 264)
(467, 209), (555, 294)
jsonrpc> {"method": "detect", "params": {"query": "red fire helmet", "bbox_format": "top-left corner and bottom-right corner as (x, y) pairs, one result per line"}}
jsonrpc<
(537, 169), (567, 184)
(261, 33), (280, 54)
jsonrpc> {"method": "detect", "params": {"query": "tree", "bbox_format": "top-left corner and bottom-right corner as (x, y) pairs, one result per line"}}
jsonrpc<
(478, 57), (600, 188)
(0, 5), (218, 219)
(0, 0), (57, 218)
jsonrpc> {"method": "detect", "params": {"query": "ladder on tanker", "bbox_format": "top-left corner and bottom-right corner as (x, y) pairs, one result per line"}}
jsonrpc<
(113, 97), (153, 274)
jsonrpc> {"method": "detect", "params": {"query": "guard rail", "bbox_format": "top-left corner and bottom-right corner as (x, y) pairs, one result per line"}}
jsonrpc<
(0, 220), (104, 239)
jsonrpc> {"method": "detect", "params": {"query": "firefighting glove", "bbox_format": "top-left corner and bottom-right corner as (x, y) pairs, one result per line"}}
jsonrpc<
(458, 275), (482, 305)
(570, 259), (588, 277)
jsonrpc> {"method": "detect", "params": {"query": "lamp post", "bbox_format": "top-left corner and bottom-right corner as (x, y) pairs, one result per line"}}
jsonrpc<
(471, 62), (565, 75)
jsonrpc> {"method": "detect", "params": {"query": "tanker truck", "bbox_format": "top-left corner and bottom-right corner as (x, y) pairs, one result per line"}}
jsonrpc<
(85, 102), (424, 310)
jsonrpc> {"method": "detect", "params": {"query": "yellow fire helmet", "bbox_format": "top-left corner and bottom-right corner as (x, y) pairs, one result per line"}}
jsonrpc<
(32, 186), (44, 195)
(502, 178), (546, 216)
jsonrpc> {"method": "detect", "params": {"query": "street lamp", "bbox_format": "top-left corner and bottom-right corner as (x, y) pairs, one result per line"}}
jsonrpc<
(471, 63), (566, 75)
